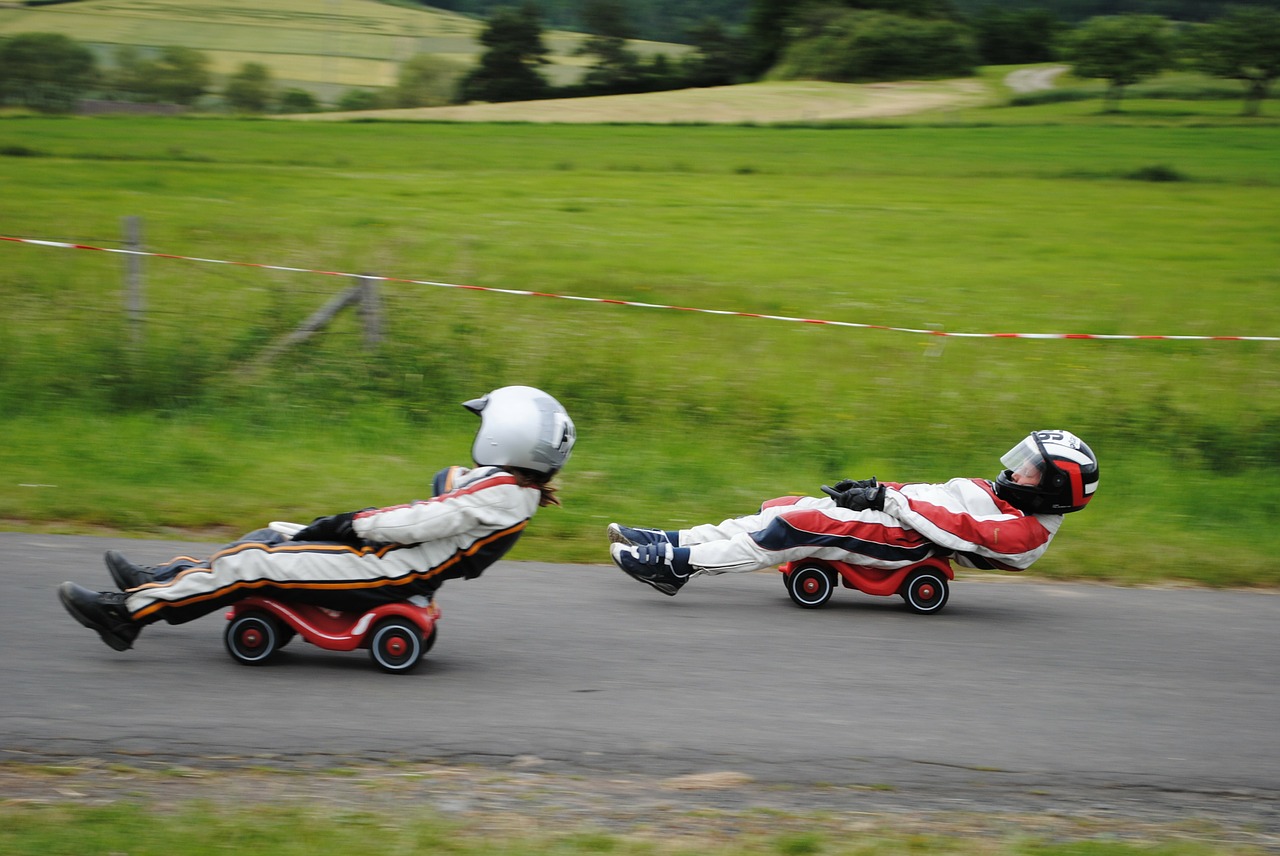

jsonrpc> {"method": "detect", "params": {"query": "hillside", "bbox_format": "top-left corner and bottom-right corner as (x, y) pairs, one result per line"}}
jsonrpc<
(0, 0), (688, 101)
(288, 78), (994, 123)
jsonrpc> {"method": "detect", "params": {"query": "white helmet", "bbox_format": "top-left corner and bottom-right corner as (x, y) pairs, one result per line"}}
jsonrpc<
(995, 430), (1098, 514)
(463, 386), (575, 476)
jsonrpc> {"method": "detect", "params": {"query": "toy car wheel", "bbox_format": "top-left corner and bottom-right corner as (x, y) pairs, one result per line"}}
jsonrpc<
(369, 617), (426, 674)
(224, 610), (283, 666)
(901, 570), (949, 614)
(786, 564), (835, 609)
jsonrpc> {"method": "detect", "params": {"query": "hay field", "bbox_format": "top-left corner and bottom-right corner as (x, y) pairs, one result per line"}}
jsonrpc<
(292, 78), (994, 123)
(0, 0), (687, 92)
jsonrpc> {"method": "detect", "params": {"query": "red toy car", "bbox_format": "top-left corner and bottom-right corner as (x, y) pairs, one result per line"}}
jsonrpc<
(779, 556), (953, 613)
(224, 596), (440, 673)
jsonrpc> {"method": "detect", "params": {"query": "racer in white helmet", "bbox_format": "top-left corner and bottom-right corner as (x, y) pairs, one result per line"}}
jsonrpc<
(608, 430), (1096, 597)
(57, 387), (576, 653)
(464, 385), (576, 476)
(994, 430), (1098, 515)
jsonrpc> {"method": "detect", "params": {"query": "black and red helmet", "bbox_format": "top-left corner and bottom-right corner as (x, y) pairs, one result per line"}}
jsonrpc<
(994, 430), (1098, 514)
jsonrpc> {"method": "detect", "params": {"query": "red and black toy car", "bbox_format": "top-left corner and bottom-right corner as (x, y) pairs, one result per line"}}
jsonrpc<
(224, 596), (439, 673)
(779, 555), (953, 613)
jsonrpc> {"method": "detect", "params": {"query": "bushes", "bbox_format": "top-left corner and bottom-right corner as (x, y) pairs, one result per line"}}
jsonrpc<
(0, 32), (97, 113)
(773, 10), (978, 83)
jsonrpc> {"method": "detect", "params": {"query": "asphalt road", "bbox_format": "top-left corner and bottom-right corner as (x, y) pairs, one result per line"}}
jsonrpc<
(4, 532), (1278, 825)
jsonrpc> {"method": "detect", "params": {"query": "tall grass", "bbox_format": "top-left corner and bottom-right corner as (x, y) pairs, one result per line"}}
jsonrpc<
(1, 114), (1277, 584)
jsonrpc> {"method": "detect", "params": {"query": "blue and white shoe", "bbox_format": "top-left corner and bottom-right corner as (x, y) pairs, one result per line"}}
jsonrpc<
(607, 523), (676, 548)
(610, 543), (690, 597)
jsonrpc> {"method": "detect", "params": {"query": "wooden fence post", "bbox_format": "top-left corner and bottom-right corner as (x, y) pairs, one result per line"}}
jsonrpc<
(122, 216), (144, 345)
(359, 274), (382, 350)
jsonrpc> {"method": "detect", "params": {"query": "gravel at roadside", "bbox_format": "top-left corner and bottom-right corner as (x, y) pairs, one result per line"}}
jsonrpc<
(3, 751), (1276, 852)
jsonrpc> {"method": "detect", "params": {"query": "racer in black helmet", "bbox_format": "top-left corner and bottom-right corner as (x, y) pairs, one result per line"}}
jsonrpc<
(994, 430), (1099, 515)
(608, 430), (1097, 597)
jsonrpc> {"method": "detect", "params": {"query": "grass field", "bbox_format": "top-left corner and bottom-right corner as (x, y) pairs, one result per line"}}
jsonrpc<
(0, 0), (688, 96)
(0, 795), (1258, 856)
(1, 102), (1278, 586)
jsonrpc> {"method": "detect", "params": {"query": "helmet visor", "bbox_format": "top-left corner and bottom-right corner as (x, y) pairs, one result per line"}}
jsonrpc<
(1000, 436), (1045, 486)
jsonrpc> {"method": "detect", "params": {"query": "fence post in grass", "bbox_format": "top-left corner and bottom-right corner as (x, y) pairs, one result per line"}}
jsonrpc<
(359, 273), (382, 350)
(251, 282), (364, 366)
(122, 216), (144, 346)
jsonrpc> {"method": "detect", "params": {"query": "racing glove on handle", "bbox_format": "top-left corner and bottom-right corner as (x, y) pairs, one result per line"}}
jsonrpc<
(828, 477), (879, 493)
(821, 478), (886, 512)
(291, 511), (362, 544)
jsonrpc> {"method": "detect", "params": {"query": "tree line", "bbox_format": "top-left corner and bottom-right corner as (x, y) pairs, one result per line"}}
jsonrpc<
(1, 0), (1277, 115)
(425, 0), (1280, 44)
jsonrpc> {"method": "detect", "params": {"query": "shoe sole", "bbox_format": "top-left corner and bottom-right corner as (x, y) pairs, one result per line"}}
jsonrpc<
(609, 547), (681, 597)
(58, 584), (134, 651)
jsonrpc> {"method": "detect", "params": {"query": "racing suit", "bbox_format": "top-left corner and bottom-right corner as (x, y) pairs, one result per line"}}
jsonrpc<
(679, 478), (1062, 575)
(123, 465), (541, 626)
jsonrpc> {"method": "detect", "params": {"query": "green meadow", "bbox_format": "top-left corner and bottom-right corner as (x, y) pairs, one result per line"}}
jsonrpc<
(1, 108), (1277, 586)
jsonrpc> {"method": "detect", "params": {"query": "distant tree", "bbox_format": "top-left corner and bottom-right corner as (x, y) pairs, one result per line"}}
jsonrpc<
(681, 17), (753, 87)
(774, 8), (978, 82)
(336, 88), (386, 111)
(746, 0), (793, 75)
(0, 32), (97, 113)
(277, 87), (320, 113)
(148, 46), (212, 105)
(581, 0), (636, 39)
(747, 0), (966, 78)
(457, 3), (551, 103)
(1062, 14), (1173, 111)
(839, 0), (960, 18)
(971, 6), (1062, 64)
(1188, 6), (1280, 115)
(392, 54), (465, 107)
(576, 35), (644, 93)
(573, 0), (654, 94)
(108, 45), (149, 96)
(223, 62), (274, 113)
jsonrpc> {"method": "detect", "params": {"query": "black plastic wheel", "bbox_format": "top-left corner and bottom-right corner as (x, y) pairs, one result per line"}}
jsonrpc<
(785, 564), (835, 609)
(224, 611), (283, 666)
(369, 617), (426, 673)
(901, 570), (950, 614)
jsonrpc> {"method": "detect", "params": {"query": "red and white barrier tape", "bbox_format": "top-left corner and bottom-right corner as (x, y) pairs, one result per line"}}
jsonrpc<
(4, 234), (1275, 342)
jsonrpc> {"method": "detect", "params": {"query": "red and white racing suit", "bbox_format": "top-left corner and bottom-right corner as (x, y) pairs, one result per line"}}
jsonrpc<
(124, 465), (541, 625)
(680, 478), (1062, 575)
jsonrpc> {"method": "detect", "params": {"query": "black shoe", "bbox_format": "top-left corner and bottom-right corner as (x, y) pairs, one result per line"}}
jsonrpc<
(58, 582), (140, 651)
(104, 550), (155, 591)
(610, 543), (689, 597)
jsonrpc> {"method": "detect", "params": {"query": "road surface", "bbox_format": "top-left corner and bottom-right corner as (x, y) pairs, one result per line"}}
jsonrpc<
(3, 533), (1277, 836)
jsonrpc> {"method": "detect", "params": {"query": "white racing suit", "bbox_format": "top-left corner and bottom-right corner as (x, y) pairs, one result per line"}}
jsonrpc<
(680, 478), (1062, 575)
(124, 465), (541, 625)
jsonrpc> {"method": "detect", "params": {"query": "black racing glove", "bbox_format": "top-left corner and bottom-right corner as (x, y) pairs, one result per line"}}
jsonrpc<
(828, 477), (879, 494)
(821, 478), (887, 512)
(291, 511), (362, 544)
